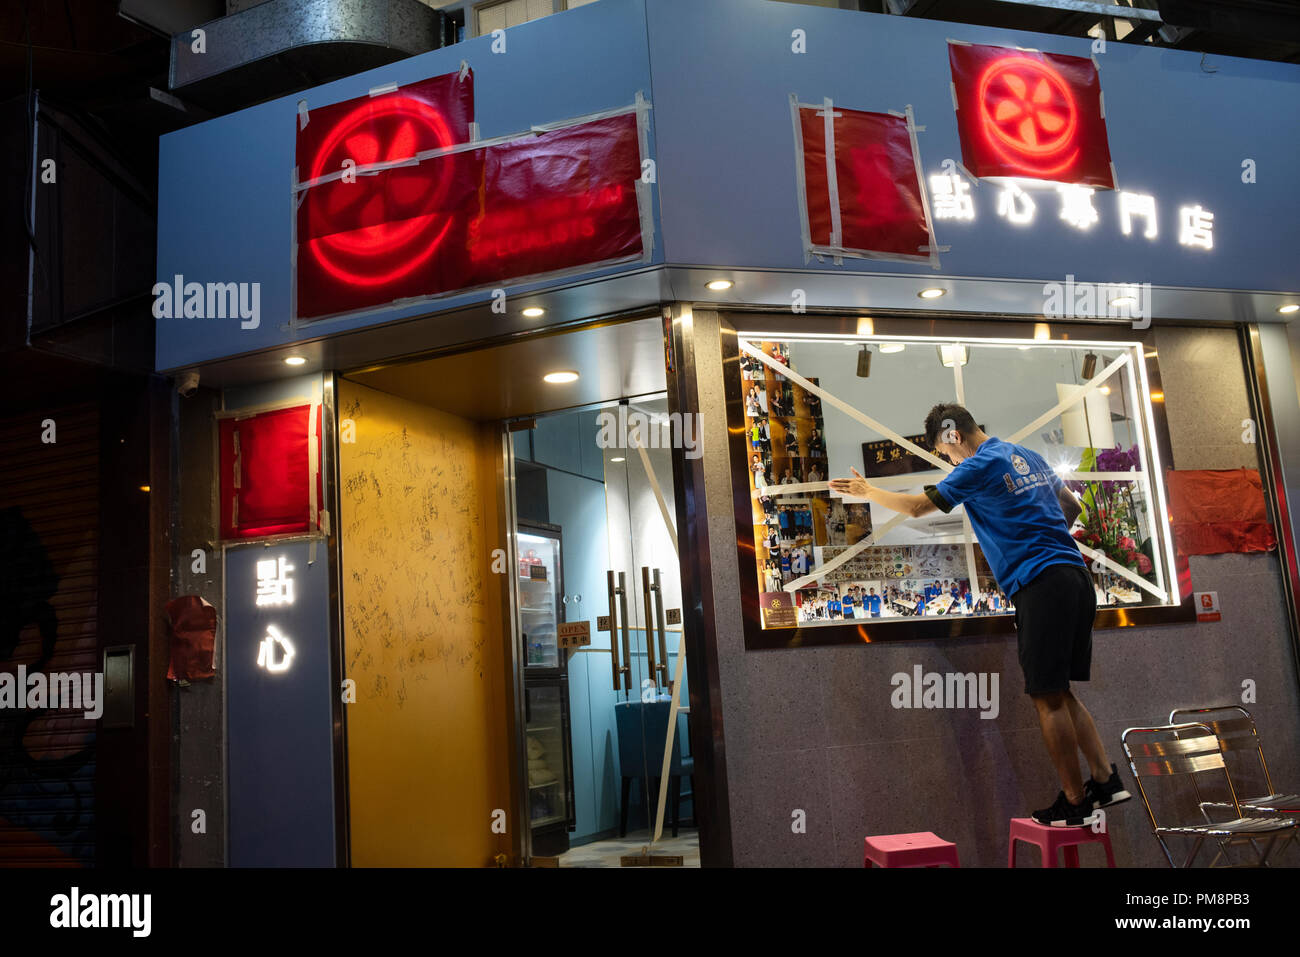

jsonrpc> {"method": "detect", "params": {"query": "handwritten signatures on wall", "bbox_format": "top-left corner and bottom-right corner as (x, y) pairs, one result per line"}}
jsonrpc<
(338, 388), (491, 710)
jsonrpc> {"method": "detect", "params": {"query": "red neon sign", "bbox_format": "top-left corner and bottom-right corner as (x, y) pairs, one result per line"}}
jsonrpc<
(949, 43), (1114, 189)
(295, 98), (645, 320)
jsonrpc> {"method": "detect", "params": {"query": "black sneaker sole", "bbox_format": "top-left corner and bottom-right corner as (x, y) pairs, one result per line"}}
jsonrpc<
(1033, 810), (1100, 828)
(1093, 789), (1132, 809)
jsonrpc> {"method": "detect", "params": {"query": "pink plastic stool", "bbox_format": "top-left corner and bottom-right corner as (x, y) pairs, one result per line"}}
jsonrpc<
(1008, 817), (1116, 867)
(864, 832), (960, 868)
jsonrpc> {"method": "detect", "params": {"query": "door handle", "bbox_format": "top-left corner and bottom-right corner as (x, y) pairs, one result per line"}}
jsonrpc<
(606, 570), (625, 692)
(652, 567), (670, 690)
(642, 566), (657, 695)
(618, 571), (632, 696)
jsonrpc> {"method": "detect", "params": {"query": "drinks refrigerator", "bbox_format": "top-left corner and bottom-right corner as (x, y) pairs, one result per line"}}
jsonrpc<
(517, 522), (576, 856)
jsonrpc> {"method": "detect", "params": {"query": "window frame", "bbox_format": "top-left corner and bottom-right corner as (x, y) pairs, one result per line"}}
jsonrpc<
(722, 310), (1196, 650)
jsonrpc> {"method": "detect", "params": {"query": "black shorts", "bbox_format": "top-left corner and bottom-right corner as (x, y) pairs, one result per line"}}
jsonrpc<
(1011, 563), (1095, 696)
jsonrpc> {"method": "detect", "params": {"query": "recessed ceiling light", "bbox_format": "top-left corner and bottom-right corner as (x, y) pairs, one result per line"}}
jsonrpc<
(284, 356), (307, 366)
(1033, 322), (1051, 340)
(1279, 304), (1299, 314)
(543, 371), (579, 384)
(879, 343), (906, 354)
(610, 457), (626, 463)
(1100, 386), (1111, 395)
(522, 306), (545, 317)
(857, 317), (875, 336)
(1110, 296), (1138, 308)
(1017, 345), (1031, 351)
(1144, 350), (1158, 358)
(139, 485), (151, 493)
(1150, 391), (1165, 402)
(918, 288), (945, 299)
(706, 279), (733, 291)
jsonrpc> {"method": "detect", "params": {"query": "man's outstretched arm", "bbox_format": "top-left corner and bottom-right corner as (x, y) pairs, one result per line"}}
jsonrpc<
(829, 467), (938, 519)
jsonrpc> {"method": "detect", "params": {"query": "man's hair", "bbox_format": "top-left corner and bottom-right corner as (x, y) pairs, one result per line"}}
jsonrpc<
(924, 403), (978, 447)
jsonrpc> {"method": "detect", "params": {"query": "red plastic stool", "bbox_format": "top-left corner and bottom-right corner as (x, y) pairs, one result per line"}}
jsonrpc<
(864, 832), (960, 868)
(1008, 817), (1116, 867)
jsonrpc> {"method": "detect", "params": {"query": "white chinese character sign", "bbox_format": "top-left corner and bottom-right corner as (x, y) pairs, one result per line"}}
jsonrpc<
(255, 556), (295, 607)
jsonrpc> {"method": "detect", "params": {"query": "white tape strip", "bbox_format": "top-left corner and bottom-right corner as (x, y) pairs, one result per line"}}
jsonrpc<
(820, 97), (843, 252)
(1098, 90), (1106, 120)
(1007, 352), (1129, 444)
(294, 101), (643, 192)
(652, 631), (688, 844)
(1077, 543), (1168, 602)
(906, 104), (942, 270)
(953, 341), (966, 404)
(297, 99), (309, 130)
(1061, 471), (1147, 482)
(368, 81), (398, 97)
(458, 59), (470, 81)
(632, 438), (679, 558)
(961, 512), (981, 602)
(784, 513), (909, 592)
(740, 340), (951, 472)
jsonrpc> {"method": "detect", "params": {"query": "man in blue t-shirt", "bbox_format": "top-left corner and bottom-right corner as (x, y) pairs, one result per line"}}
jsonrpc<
(830, 402), (1130, 828)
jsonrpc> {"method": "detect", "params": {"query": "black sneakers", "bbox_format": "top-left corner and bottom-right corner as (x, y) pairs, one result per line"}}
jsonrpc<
(1085, 763), (1132, 810)
(1032, 791), (1097, 828)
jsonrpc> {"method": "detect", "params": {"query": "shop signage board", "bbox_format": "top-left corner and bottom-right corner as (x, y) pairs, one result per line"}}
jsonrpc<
(558, 621), (592, 649)
(293, 68), (649, 322)
(226, 541), (335, 866)
(1195, 591), (1222, 623)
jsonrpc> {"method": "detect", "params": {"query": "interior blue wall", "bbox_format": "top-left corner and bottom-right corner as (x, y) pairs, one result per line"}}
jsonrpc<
(646, 0), (1300, 290)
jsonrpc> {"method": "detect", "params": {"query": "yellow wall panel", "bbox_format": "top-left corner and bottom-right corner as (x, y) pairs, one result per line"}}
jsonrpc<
(338, 380), (511, 866)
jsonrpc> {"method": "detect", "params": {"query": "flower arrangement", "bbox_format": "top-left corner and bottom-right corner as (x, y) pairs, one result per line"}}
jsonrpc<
(1066, 445), (1156, 582)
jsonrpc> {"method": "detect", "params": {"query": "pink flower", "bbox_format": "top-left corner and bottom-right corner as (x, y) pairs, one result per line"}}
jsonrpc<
(1137, 554), (1152, 574)
(1118, 536), (1136, 550)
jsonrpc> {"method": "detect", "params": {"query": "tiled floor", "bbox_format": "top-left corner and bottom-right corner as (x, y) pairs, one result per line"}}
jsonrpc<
(553, 829), (701, 867)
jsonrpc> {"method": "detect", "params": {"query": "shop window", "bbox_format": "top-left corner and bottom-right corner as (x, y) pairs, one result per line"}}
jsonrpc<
(218, 404), (323, 540)
(733, 329), (1182, 641)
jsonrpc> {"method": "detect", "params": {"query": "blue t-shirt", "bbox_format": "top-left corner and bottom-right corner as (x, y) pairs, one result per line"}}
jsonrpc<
(925, 436), (1084, 598)
(868, 595), (881, 616)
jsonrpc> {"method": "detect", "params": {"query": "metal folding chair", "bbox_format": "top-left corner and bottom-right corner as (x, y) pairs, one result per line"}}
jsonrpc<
(1168, 706), (1300, 818)
(1121, 723), (1297, 867)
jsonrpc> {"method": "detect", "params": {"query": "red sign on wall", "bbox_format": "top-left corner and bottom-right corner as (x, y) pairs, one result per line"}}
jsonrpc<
(294, 73), (647, 321)
(219, 404), (322, 539)
(794, 99), (936, 265)
(948, 42), (1115, 188)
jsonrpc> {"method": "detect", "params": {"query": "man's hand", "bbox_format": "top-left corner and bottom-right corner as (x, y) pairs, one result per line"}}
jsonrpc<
(831, 466), (938, 519)
(829, 466), (873, 499)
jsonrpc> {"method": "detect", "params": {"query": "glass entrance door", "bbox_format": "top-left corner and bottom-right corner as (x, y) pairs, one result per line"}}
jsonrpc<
(601, 396), (691, 862)
(507, 394), (695, 866)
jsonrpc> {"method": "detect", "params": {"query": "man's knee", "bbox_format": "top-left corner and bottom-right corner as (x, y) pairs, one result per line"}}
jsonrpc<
(1031, 690), (1069, 712)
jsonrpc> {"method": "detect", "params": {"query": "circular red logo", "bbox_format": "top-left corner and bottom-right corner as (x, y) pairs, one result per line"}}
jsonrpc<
(305, 97), (458, 286)
(976, 56), (1079, 177)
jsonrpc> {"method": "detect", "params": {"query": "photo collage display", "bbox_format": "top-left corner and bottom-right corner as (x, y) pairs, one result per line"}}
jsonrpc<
(745, 343), (1016, 628)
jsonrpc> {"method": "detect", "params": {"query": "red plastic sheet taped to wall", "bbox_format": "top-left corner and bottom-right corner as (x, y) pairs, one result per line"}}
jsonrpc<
(948, 42), (1115, 188)
(218, 404), (320, 539)
(167, 595), (217, 682)
(295, 99), (643, 319)
(1165, 468), (1277, 555)
(798, 105), (930, 261)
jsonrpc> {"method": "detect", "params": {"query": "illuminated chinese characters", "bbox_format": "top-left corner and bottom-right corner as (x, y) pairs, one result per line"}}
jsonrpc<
(254, 555), (296, 673)
(931, 171), (1216, 250)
